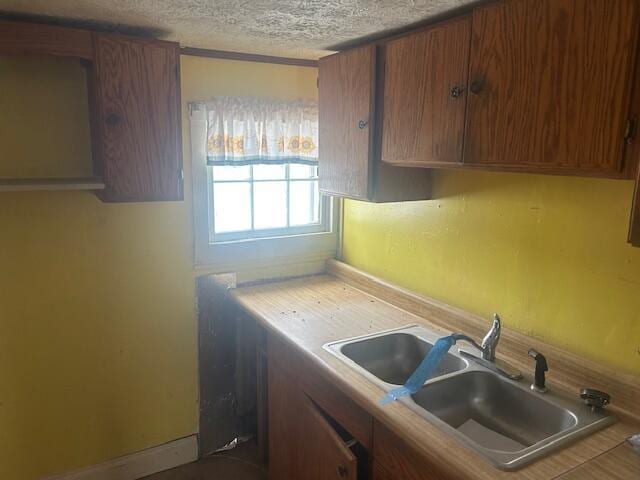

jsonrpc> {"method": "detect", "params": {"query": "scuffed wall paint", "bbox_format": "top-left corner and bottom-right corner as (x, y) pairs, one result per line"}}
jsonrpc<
(0, 55), (198, 480)
(343, 169), (640, 375)
(0, 53), (318, 480)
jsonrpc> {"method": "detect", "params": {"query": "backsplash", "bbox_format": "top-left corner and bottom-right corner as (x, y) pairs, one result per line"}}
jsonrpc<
(342, 169), (640, 375)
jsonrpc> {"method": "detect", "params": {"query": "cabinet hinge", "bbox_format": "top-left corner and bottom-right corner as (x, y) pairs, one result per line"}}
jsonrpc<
(624, 117), (637, 144)
(316, 76), (319, 89)
(179, 169), (184, 181)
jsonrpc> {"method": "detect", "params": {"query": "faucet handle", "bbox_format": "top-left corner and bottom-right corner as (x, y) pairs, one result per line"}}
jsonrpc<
(528, 348), (548, 393)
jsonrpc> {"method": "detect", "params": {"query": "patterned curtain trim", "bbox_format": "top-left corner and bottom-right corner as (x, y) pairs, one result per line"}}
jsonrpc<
(204, 97), (319, 166)
(207, 156), (319, 166)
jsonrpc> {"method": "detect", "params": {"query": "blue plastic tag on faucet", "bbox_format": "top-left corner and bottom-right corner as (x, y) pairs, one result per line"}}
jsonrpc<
(380, 335), (457, 406)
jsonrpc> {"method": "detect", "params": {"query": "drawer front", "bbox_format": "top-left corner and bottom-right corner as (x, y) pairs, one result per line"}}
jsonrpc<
(268, 333), (373, 449)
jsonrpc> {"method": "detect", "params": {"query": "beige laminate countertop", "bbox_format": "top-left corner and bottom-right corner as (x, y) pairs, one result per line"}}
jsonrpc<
(229, 273), (640, 479)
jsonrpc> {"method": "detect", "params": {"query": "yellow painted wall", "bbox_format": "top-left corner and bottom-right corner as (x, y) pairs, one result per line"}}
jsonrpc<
(0, 54), (317, 479)
(343, 170), (640, 375)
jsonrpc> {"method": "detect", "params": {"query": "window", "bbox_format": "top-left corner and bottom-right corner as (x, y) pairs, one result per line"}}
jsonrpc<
(210, 163), (329, 242)
(190, 98), (337, 274)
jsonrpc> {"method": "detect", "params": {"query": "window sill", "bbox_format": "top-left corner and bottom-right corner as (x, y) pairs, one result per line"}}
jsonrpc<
(210, 229), (335, 246)
(193, 229), (337, 283)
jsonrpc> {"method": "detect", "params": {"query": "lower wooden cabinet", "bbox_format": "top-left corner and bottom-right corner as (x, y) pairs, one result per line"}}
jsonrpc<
(371, 463), (394, 480)
(268, 358), (360, 480)
(266, 333), (456, 480)
(373, 421), (456, 480)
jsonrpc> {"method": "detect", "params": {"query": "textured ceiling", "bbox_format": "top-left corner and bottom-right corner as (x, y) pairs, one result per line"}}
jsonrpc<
(0, 0), (474, 59)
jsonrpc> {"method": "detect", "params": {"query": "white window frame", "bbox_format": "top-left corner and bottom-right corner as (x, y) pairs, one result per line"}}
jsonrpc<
(209, 163), (329, 243)
(190, 103), (338, 278)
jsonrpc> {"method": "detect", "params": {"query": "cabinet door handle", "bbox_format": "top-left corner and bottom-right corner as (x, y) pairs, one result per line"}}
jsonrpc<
(470, 80), (484, 95)
(450, 85), (465, 98)
(105, 113), (121, 126)
(358, 119), (368, 129)
(337, 465), (349, 477)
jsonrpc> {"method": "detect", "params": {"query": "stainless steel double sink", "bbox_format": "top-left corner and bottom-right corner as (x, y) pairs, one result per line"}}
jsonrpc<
(324, 325), (615, 470)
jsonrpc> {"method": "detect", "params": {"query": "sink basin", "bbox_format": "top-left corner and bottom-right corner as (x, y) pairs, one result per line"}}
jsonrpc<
(340, 332), (466, 385)
(412, 371), (576, 451)
(324, 325), (616, 470)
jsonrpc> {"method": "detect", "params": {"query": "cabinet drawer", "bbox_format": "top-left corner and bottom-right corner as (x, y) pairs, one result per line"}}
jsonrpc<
(267, 334), (373, 449)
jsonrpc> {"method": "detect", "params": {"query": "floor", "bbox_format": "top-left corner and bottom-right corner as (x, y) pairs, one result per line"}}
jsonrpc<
(144, 441), (266, 480)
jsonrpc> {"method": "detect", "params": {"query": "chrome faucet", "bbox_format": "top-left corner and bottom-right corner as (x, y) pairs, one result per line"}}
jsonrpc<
(453, 314), (522, 381)
(480, 314), (501, 361)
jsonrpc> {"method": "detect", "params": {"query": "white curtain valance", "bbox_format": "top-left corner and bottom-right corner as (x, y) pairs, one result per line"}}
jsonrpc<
(203, 97), (318, 166)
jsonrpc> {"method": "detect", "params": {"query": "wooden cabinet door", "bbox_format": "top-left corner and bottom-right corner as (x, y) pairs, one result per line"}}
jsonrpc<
(464, 0), (639, 176)
(268, 362), (302, 480)
(382, 17), (471, 166)
(319, 45), (375, 200)
(372, 462), (395, 480)
(300, 395), (358, 480)
(268, 363), (357, 480)
(374, 421), (456, 480)
(91, 34), (183, 202)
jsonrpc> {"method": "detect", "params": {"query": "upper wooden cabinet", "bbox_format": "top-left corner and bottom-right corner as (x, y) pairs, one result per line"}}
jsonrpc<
(318, 45), (432, 202)
(0, 20), (94, 60)
(0, 20), (183, 202)
(90, 35), (183, 202)
(464, 0), (639, 176)
(382, 16), (471, 167)
(319, 45), (373, 200)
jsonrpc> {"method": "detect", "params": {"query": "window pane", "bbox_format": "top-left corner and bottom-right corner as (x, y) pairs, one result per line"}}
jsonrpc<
(212, 165), (250, 181)
(253, 164), (286, 180)
(289, 164), (318, 179)
(213, 182), (251, 233)
(290, 180), (320, 226)
(254, 181), (287, 229)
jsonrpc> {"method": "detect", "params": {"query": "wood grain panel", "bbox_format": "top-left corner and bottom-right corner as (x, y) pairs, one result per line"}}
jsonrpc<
(372, 462), (394, 480)
(465, 0), (639, 175)
(230, 271), (640, 479)
(622, 36), (640, 181)
(382, 16), (471, 166)
(0, 20), (93, 59)
(91, 34), (183, 202)
(374, 421), (459, 480)
(268, 337), (359, 480)
(269, 332), (373, 449)
(319, 45), (375, 200)
(267, 357), (303, 480)
(300, 395), (358, 480)
(370, 45), (433, 202)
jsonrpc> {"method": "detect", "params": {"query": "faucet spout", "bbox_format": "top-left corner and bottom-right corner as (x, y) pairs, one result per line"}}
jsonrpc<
(481, 314), (501, 361)
(453, 313), (522, 381)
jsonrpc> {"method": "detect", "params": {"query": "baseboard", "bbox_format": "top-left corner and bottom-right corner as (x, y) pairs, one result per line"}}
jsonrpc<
(43, 435), (198, 480)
